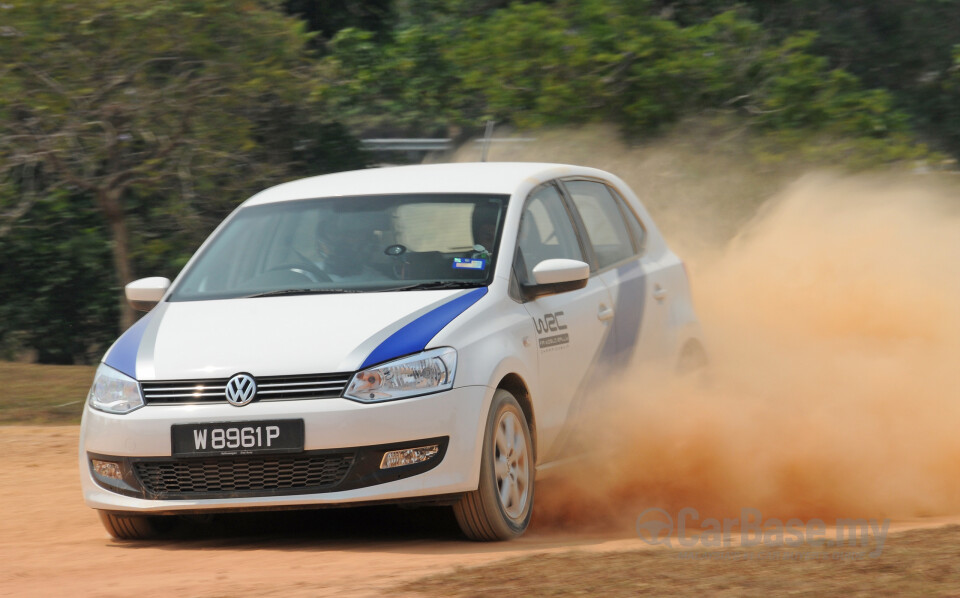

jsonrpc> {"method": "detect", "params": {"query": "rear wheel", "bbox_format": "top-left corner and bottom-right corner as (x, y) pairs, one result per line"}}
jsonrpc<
(454, 389), (535, 541)
(676, 340), (708, 375)
(98, 511), (174, 540)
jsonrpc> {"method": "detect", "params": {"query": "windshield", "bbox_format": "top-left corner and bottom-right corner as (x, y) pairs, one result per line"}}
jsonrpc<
(169, 193), (509, 301)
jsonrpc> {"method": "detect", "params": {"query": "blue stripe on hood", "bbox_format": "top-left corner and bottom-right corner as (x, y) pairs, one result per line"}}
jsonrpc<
(360, 287), (487, 369)
(103, 311), (156, 378)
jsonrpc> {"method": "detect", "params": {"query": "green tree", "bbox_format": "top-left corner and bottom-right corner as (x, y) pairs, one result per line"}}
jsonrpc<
(284, 0), (395, 44)
(0, 0), (361, 332)
(322, 0), (919, 159)
(652, 0), (960, 157)
(0, 190), (117, 364)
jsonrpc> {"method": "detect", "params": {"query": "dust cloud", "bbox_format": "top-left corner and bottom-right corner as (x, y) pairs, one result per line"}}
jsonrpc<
(449, 127), (960, 529)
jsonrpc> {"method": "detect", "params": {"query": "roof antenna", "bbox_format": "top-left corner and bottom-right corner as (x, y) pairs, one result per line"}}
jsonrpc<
(481, 120), (495, 162)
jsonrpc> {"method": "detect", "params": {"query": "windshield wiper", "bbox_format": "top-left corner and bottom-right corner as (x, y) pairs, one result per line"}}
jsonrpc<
(247, 281), (483, 297)
(379, 281), (484, 292)
(245, 288), (357, 298)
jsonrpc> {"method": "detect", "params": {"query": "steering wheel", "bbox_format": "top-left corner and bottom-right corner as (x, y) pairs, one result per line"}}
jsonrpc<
(265, 261), (332, 283)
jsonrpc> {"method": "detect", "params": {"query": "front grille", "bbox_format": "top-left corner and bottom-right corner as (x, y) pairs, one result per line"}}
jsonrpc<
(141, 373), (352, 405)
(133, 453), (355, 497)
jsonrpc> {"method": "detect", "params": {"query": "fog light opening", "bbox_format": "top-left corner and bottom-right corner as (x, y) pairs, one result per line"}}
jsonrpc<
(380, 445), (440, 469)
(92, 459), (123, 480)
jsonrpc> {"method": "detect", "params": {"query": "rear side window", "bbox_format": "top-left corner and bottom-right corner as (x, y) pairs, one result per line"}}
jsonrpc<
(563, 180), (634, 269)
(608, 187), (647, 253)
(516, 184), (584, 284)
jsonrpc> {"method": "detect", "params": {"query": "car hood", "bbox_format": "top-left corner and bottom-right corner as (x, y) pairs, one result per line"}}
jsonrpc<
(103, 289), (486, 381)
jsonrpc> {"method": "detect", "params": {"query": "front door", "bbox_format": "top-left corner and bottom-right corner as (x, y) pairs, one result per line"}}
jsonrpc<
(515, 183), (613, 458)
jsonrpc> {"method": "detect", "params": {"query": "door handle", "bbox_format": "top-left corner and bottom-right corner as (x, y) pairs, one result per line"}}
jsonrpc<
(653, 284), (668, 301)
(598, 304), (615, 321)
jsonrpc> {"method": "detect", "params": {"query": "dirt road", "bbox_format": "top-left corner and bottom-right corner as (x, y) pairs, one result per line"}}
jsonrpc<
(0, 426), (648, 597)
(5, 425), (960, 597)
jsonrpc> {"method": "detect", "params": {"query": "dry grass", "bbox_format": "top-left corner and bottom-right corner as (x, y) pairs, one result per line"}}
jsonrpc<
(0, 361), (94, 424)
(403, 526), (960, 597)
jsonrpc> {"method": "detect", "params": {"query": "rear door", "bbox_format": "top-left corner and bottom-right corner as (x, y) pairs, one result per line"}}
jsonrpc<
(515, 182), (614, 457)
(559, 179), (669, 367)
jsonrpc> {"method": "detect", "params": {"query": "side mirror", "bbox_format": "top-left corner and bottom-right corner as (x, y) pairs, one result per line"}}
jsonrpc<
(522, 259), (590, 299)
(125, 277), (171, 312)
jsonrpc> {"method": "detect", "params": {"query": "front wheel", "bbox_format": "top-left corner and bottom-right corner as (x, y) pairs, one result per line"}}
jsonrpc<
(98, 511), (174, 540)
(453, 389), (535, 541)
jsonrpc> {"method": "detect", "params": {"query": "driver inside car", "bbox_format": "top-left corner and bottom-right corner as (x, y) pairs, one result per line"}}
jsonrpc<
(313, 211), (383, 283)
(470, 201), (501, 258)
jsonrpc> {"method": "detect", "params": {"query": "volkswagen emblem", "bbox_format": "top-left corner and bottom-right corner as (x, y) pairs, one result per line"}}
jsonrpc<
(224, 373), (257, 406)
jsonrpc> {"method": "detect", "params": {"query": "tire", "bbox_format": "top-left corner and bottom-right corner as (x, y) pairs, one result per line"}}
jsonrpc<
(676, 340), (708, 376)
(98, 511), (173, 540)
(453, 389), (535, 541)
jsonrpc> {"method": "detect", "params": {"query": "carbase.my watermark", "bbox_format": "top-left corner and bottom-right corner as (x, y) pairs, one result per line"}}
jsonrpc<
(636, 507), (891, 558)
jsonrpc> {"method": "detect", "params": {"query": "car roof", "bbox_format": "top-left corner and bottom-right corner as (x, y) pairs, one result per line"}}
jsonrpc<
(242, 162), (612, 206)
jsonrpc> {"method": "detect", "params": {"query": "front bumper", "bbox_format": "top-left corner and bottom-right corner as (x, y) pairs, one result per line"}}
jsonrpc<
(79, 385), (491, 513)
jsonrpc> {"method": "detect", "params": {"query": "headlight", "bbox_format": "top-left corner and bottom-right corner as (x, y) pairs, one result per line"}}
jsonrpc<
(87, 363), (144, 414)
(344, 347), (457, 403)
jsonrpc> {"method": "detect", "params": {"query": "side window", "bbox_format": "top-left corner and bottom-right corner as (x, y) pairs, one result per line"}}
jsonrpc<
(608, 187), (647, 253)
(516, 184), (584, 284)
(564, 180), (634, 269)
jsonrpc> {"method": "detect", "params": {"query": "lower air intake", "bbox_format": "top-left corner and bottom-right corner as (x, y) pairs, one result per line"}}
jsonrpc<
(133, 454), (355, 498)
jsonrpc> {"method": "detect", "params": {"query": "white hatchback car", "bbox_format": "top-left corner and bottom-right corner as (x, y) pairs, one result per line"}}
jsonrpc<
(80, 162), (703, 541)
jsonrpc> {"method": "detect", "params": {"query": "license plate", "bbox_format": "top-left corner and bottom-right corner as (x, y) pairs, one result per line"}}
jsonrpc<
(171, 420), (304, 457)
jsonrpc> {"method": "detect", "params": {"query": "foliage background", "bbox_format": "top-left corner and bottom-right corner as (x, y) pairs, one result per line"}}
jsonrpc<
(1, 0), (958, 363)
